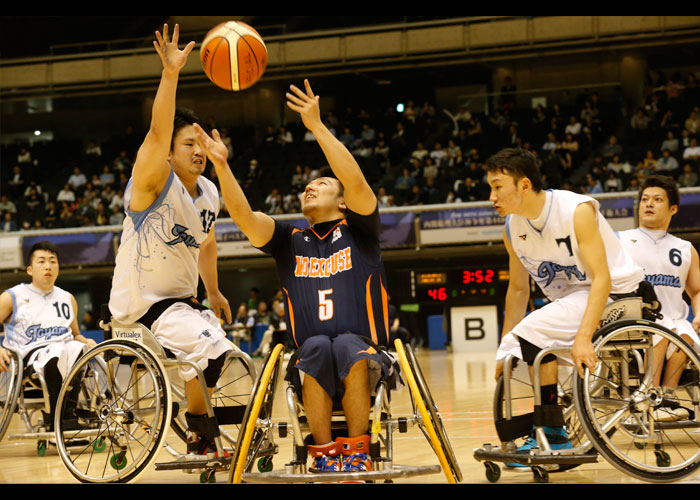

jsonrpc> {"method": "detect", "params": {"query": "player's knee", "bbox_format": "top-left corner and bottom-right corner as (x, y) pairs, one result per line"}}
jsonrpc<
(202, 352), (227, 388)
(518, 336), (557, 366)
(301, 335), (333, 358)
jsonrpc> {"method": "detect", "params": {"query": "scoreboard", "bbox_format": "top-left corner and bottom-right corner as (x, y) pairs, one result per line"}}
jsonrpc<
(411, 266), (509, 304)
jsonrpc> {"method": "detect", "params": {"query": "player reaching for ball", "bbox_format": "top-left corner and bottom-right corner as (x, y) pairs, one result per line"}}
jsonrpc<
(194, 79), (395, 473)
(108, 24), (238, 457)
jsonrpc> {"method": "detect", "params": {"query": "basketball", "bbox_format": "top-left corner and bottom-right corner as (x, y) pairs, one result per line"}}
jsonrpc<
(200, 21), (267, 91)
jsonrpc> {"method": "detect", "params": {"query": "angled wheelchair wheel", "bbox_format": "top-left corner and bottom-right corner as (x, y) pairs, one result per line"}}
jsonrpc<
(0, 350), (22, 441)
(394, 339), (461, 483)
(55, 340), (172, 483)
(574, 320), (700, 482)
(229, 343), (284, 483)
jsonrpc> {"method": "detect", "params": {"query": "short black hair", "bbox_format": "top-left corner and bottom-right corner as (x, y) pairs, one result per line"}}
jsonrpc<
(638, 174), (680, 209)
(28, 240), (59, 265)
(171, 108), (200, 150)
(485, 148), (543, 192)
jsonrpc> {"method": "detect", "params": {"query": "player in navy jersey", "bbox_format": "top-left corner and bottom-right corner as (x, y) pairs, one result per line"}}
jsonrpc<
(0, 241), (96, 430)
(194, 79), (392, 473)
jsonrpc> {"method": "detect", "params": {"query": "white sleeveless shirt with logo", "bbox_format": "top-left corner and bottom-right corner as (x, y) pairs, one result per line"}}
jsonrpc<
(109, 169), (219, 324)
(505, 190), (643, 301)
(2, 283), (75, 359)
(617, 227), (692, 322)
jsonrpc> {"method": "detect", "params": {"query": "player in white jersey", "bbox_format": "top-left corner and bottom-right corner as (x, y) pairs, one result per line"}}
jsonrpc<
(0, 241), (96, 430)
(107, 24), (235, 455)
(617, 175), (700, 421)
(487, 148), (644, 456)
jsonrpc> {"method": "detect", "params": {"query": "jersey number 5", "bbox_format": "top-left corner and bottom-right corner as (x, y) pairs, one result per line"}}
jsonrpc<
(318, 289), (334, 321)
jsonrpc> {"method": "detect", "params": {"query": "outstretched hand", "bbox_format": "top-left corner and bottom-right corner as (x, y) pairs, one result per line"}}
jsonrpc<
(153, 23), (195, 74)
(286, 79), (323, 132)
(193, 123), (229, 168)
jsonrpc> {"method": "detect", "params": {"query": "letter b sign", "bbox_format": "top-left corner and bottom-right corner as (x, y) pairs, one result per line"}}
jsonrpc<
(464, 318), (485, 340)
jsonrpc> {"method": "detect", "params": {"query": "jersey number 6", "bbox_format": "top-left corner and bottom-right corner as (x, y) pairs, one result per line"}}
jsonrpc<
(318, 289), (334, 321)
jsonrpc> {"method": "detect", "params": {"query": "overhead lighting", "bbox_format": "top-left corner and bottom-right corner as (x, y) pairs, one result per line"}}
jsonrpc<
(396, 103), (405, 113)
(34, 130), (41, 136)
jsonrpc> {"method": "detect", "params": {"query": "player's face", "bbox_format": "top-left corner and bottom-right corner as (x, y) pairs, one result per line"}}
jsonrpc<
(487, 170), (523, 217)
(169, 125), (206, 178)
(639, 187), (677, 230)
(301, 177), (345, 221)
(27, 250), (59, 290)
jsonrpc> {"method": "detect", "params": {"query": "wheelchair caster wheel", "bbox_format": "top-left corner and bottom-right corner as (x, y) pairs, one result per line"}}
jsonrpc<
(110, 454), (128, 470)
(484, 462), (501, 483)
(634, 441), (646, 450)
(37, 440), (47, 457)
(92, 437), (107, 453)
(257, 456), (273, 473)
(200, 470), (216, 483)
(655, 450), (671, 467)
(532, 466), (549, 483)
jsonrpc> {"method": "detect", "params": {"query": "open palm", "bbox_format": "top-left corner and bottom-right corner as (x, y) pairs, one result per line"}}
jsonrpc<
(153, 24), (195, 73)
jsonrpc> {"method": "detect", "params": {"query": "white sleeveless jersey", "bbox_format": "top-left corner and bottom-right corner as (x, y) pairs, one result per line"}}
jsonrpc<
(617, 228), (692, 321)
(2, 283), (75, 359)
(109, 169), (219, 323)
(506, 190), (643, 301)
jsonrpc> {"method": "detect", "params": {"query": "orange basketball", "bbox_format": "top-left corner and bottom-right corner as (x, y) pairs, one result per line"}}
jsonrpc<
(200, 21), (267, 91)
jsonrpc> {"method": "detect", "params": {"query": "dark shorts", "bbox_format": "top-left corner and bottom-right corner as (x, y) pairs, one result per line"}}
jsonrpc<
(285, 333), (394, 402)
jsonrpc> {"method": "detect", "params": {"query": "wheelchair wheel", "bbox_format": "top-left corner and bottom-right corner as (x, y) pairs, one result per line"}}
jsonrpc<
(229, 343), (284, 483)
(0, 350), (22, 442)
(55, 340), (172, 483)
(394, 339), (461, 483)
(574, 320), (700, 482)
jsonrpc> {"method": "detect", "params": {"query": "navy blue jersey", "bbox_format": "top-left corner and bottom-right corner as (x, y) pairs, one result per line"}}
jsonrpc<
(258, 208), (390, 348)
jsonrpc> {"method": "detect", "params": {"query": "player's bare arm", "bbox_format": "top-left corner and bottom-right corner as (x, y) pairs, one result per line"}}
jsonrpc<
(198, 229), (233, 323)
(0, 292), (13, 372)
(69, 295), (96, 349)
(286, 79), (376, 216)
(495, 229), (531, 380)
(686, 245), (700, 333)
(571, 202), (612, 378)
(193, 124), (275, 248)
(130, 24), (195, 212)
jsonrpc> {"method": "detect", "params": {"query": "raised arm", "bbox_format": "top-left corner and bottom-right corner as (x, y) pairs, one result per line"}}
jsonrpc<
(193, 124), (275, 248)
(286, 79), (376, 215)
(130, 24), (195, 212)
(571, 202), (612, 378)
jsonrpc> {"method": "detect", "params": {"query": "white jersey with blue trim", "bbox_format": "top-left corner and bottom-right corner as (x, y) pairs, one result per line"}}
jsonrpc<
(109, 169), (219, 324)
(617, 227), (692, 322)
(506, 189), (643, 301)
(2, 283), (75, 359)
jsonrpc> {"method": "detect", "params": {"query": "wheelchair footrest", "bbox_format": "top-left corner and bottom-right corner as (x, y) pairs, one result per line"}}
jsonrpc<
(473, 446), (599, 466)
(241, 464), (442, 483)
(154, 454), (232, 471)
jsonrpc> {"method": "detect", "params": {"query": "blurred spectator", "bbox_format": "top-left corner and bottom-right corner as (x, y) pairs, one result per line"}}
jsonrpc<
(600, 135), (623, 161)
(112, 150), (133, 173)
(0, 195), (17, 215)
(430, 142), (447, 167)
(1, 212), (17, 232)
(109, 206), (125, 225)
(360, 123), (376, 145)
(445, 139), (462, 167)
(291, 165), (306, 190)
(678, 163), (699, 187)
(277, 126), (294, 145)
(656, 149), (679, 173)
(583, 173), (603, 194)
(603, 171), (623, 192)
(100, 165), (115, 186)
(339, 127), (356, 149)
(283, 187), (302, 213)
(109, 189), (124, 212)
(252, 299), (288, 357)
(243, 159), (262, 189)
(264, 188), (284, 215)
(251, 300), (272, 326)
(660, 131), (680, 155)
(8, 165), (25, 198)
(683, 137), (700, 162)
(57, 184), (76, 203)
(94, 202), (109, 226)
(85, 139), (102, 157)
(564, 115), (582, 137)
(411, 142), (429, 163)
(67, 167), (87, 191)
(500, 76), (517, 112)
(377, 186), (390, 208)
(247, 288), (260, 311)
(17, 146), (32, 165)
(607, 154), (632, 177)
(685, 108), (700, 136)
(44, 201), (59, 229)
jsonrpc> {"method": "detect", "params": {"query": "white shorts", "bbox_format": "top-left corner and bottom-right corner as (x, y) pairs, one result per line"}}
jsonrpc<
(151, 302), (233, 382)
(654, 316), (700, 359)
(25, 340), (87, 381)
(496, 290), (592, 365)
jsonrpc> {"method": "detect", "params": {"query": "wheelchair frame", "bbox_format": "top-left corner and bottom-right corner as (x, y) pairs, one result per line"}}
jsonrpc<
(228, 339), (463, 484)
(474, 296), (700, 483)
(50, 317), (257, 483)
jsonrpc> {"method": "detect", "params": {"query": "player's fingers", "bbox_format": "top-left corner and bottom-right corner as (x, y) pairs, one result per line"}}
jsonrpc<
(304, 78), (315, 98)
(286, 92), (307, 108)
(224, 304), (233, 324)
(153, 41), (163, 58)
(183, 40), (196, 56)
(162, 24), (169, 44)
(286, 101), (304, 114)
(172, 24), (180, 45)
(289, 84), (309, 101)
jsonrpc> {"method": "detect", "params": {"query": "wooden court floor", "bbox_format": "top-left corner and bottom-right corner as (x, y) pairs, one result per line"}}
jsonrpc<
(1, 350), (699, 485)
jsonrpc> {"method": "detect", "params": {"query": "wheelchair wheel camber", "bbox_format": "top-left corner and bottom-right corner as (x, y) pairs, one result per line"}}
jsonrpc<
(240, 464), (443, 483)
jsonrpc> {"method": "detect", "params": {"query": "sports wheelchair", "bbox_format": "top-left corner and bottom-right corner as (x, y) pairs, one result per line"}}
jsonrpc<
(474, 293), (700, 483)
(50, 311), (257, 483)
(227, 339), (462, 483)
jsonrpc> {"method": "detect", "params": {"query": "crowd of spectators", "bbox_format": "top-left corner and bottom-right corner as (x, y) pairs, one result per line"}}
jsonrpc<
(2, 70), (700, 233)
